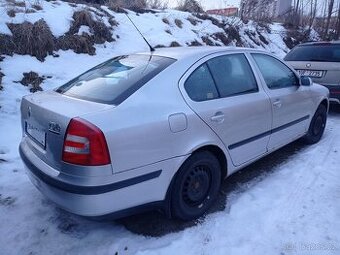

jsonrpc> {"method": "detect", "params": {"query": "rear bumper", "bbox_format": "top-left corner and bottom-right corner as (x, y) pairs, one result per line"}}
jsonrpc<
(19, 140), (184, 217)
(323, 85), (340, 104)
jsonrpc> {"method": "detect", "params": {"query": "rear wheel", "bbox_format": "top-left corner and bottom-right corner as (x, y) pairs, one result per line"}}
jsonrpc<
(171, 151), (221, 221)
(303, 104), (327, 144)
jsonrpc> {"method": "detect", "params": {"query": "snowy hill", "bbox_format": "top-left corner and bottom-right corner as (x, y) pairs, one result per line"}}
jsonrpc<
(2, 2), (339, 255)
(0, 0), (319, 111)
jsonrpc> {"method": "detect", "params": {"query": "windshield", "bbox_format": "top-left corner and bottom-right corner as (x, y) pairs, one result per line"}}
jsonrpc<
(56, 54), (176, 105)
(284, 44), (340, 62)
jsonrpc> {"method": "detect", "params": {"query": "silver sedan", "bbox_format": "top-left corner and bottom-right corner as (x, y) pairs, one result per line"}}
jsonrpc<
(19, 47), (329, 221)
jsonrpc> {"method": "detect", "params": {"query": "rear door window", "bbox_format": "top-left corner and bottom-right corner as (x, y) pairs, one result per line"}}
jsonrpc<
(284, 44), (340, 62)
(56, 54), (176, 105)
(184, 64), (219, 102)
(207, 54), (258, 97)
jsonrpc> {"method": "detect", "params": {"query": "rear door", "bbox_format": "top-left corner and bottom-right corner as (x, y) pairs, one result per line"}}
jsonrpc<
(179, 52), (272, 166)
(250, 53), (314, 151)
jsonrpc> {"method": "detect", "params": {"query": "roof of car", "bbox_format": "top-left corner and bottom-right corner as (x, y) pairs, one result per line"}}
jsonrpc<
(136, 46), (266, 60)
(298, 41), (340, 46)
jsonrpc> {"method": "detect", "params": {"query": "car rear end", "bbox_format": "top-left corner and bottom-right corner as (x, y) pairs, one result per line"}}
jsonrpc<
(19, 91), (119, 215)
(284, 42), (340, 104)
(19, 54), (178, 217)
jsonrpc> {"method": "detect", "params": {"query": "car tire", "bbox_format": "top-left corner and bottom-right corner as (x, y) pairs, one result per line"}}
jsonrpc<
(303, 104), (327, 144)
(171, 151), (221, 221)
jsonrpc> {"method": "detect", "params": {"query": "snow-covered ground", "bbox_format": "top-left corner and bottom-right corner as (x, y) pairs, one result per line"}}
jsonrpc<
(1, 101), (340, 255)
(1, 1), (339, 254)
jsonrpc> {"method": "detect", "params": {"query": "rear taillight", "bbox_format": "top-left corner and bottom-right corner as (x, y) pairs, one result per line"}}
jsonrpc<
(62, 118), (111, 166)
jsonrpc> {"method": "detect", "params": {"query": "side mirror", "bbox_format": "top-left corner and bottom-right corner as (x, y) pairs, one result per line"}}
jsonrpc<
(300, 76), (313, 86)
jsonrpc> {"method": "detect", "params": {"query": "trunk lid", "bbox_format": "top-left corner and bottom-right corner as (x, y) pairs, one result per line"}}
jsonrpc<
(21, 91), (113, 171)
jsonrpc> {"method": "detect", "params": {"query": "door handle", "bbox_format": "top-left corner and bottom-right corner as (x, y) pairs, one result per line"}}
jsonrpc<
(210, 112), (225, 123)
(273, 100), (282, 108)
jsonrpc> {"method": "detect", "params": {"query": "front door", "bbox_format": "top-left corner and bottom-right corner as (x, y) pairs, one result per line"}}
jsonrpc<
(250, 53), (314, 151)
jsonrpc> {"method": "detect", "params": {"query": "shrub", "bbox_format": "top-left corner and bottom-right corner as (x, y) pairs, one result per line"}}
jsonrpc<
(177, 0), (203, 13)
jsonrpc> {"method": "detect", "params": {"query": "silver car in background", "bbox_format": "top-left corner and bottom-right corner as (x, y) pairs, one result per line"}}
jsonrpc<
(20, 47), (329, 221)
(285, 41), (340, 104)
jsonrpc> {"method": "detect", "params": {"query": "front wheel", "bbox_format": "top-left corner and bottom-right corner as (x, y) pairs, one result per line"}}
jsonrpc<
(171, 151), (221, 221)
(303, 104), (327, 144)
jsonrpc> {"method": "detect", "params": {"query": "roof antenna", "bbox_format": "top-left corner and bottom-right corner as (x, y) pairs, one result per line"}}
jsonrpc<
(125, 14), (155, 52)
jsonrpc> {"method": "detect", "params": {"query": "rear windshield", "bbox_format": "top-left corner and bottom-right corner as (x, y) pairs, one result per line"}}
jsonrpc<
(56, 54), (176, 105)
(284, 44), (340, 62)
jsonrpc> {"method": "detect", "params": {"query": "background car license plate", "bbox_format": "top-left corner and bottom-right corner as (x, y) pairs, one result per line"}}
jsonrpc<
(25, 121), (46, 147)
(297, 70), (323, 78)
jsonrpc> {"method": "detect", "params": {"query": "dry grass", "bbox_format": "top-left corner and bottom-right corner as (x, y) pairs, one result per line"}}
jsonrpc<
(7, 19), (54, 61)
(68, 10), (113, 44)
(25, 8), (36, 13)
(0, 69), (4, 91)
(56, 34), (96, 55)
(32, 4), (43, 11)
(0, 9), (115, 61)
(212, 32), (230, 46)
(6, 0), (26, 7)
(187, 16), (199, 26)
(7, 9), (16, 17)
(162, 17), (170, 24)
(201, 36), (215, 46)
(20, 71), (44, 92)
(105, 0), (148, 12)
(174, 19), (183, 28)
(169, 41), (181, 47)
(188, 40), (202, 46)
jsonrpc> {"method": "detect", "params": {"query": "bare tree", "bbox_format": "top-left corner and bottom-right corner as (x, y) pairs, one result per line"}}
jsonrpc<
(336, 1), (340, 39)
(308, 0), (318, 30)
(176, 0), (204, 13)
(147, 0), (168, 9)
(324, 0), (335, 39)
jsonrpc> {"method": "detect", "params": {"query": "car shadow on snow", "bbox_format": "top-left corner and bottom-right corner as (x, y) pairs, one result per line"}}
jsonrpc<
(117, 139), (308, 237)
(329, 104), (340, 115)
